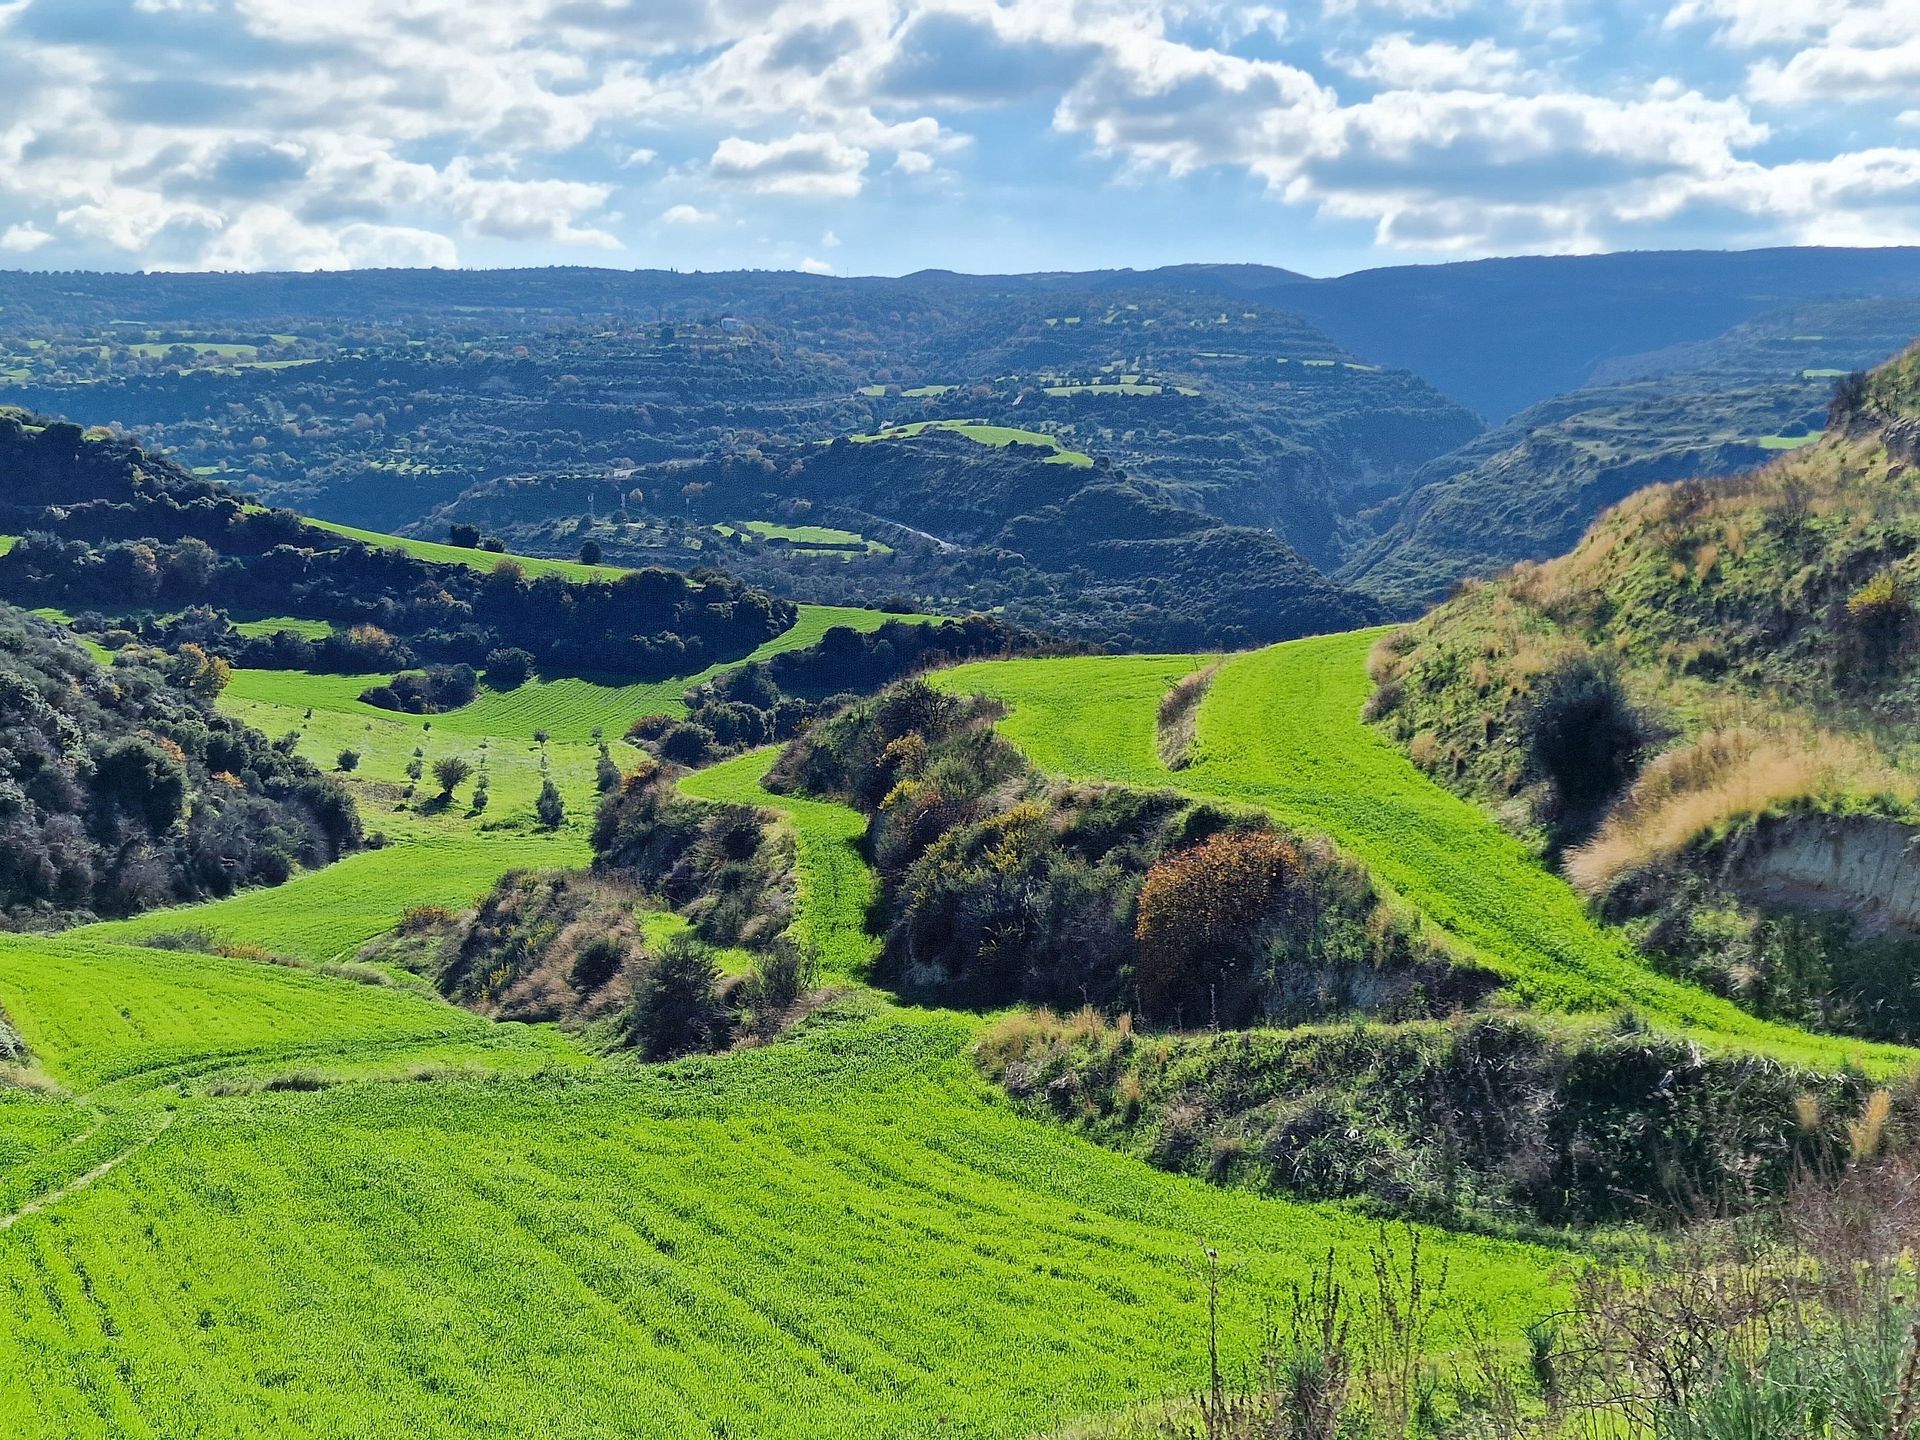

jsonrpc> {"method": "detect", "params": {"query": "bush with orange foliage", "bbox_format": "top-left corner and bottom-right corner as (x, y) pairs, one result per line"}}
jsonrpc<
(1133, 831), (1300, 1022)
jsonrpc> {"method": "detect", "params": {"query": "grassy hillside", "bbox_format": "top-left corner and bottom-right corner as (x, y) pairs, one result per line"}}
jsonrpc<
(1373, 342), (1920, 1040)
(934, 634), (1912, 1074)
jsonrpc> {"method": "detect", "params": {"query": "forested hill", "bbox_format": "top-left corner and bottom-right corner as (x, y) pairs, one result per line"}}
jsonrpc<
(0, 603), (360, 925)
(0, 410), (795, 679)
(427, 429), (1387, 650)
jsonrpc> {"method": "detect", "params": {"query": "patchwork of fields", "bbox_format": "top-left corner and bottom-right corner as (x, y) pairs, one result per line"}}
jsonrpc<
(6, 616), (1904, 1437)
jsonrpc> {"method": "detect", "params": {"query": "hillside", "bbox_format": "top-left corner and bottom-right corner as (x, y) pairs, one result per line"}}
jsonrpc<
(0, 409), (796, 680)
(1374, 341), (1920, 1039)
(431, 435), (1386, 648)
(0, 603), (359, 925)
(1344, 299), (1920, 610)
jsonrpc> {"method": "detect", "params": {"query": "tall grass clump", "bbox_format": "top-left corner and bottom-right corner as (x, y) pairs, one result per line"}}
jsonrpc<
(1567, 726), (1916, 896)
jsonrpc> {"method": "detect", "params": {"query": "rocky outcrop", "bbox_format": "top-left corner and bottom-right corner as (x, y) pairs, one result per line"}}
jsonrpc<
(1715, 813), (1920, 939)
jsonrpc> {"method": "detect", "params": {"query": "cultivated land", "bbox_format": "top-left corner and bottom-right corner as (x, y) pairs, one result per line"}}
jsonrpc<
(6, 569), (1905, 1434)
(851, 419), (1095, 467)
(0, 625), (1576, 1440)
(933, 632), (1915, 1074)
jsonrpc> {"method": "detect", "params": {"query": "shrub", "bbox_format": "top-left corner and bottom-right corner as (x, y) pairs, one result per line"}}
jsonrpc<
(595, 743), (621, 793)
(627, 939), (731, 1060)
(578, 539), (603, 566)
(741, 939), (817, 1036)
(1517, 652), (1657, 818)
(483, 646), (535, 690)
(1847, 569), (1911, 650)
(569, 934), (627, 992)
(535, 778), (566, 829)
(1134, 831), (1301, 1023)
(336, 749), (361, 773)
(658, 721), (716, 768)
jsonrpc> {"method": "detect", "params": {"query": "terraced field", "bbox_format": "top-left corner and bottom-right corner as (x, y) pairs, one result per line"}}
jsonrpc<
(225, 602), (937, 744)
(934, 632), (1916, 1074)
(24, 613), (1863, 1436)
(852, 419), (1094, 467)
(680, 748), (880, 979)
(303, 518), (627, 581)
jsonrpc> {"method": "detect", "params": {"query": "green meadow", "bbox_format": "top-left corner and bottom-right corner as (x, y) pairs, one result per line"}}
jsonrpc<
(852, 419), (1094, 467)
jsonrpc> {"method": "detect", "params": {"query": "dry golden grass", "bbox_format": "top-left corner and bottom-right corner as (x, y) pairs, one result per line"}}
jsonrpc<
(1566, 725), (1916, 895)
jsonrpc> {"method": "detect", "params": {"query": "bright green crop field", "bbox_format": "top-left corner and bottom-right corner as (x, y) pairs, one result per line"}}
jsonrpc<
(303, 518), (628, 581)
(0, 929), (1566, 1440)
(0, 621), (1591, 1438)
(680, 748), (880, 979)
(851, 419), (1093, 467)
(934, 632), (1917, 1075)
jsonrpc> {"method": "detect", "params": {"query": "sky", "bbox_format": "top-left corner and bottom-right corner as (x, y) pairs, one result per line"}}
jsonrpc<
(0, 0), (1916, 279)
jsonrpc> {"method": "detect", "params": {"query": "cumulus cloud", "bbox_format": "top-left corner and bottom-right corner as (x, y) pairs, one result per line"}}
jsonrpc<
(710, 132), (868, 197)
(1344, 36), (1526, 91)
(0, 0), (1913, 270)
(0, 222), (53, 253)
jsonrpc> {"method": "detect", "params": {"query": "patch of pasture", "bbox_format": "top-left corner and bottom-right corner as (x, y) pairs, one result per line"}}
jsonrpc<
(851, 419), (1094, 467)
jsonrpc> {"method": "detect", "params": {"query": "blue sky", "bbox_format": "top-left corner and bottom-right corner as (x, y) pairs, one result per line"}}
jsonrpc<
(0, 0), (1916, 277)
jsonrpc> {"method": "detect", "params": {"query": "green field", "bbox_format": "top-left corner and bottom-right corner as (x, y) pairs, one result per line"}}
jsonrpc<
(851, 420), (1094, 467)
(679, 748), (880, 979)
(22, 608), (1871, 1434)
(0, 931), (1565, 1439)
(0, 643), (1573, 1438)
(229, 614), (333, 639)
(714, 520), (892, 557)
(303, 518), (629, 581)
(1757, 432), (1822, 450)
(934, 632), (1914, 1074)
(221, 602), (937, 744)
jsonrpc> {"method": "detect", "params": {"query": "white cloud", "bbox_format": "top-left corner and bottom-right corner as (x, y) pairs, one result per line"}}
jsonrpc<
(710, 132), (868, 197)
(1749, 37), (1920, 105)
(820, 228), (841, 247)
(0, 0), (1912, 270)
(1345, 35), (1526, 90)
(0, 223), (52, 253)
(191, 210), (460, 270)
(798, 255), (832, 273)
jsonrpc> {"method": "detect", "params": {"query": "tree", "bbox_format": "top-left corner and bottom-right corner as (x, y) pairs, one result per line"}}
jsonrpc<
(595, 742), (621, 793)
(432, 755), (473, 797)
(535, 777), (566, 829)
(483, 646), (535, 690)
(578, 538), (603, 566)
(336, 749), (361, 773)
(92, 736), (189, 831)
(168, 643), (231, 700)
(448, 522), (481, 548)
